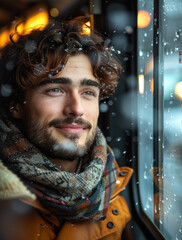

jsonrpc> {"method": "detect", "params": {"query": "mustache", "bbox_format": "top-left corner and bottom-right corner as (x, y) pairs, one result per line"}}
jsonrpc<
(48, 117), (92, 129)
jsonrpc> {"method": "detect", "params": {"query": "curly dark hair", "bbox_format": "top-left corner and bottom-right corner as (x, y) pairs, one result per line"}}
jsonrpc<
(0, 17), (122, 109)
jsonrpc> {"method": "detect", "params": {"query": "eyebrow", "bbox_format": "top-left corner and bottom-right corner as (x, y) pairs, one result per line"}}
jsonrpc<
(39, 77), (72, 86)
(81, 79), (100, 89)
(39, 77), (100, 89)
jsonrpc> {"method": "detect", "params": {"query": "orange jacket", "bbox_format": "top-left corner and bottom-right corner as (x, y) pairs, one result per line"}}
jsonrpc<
(0, 161), (133, 240)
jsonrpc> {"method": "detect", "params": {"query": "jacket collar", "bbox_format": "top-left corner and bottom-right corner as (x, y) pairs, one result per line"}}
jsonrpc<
(111, 162), (133, 199)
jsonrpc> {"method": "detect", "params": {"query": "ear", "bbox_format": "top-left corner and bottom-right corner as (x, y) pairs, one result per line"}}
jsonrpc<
(9, 102), (24, 119)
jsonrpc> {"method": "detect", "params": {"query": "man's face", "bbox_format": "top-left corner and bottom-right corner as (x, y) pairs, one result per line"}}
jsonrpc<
(18, 54), (100, 160)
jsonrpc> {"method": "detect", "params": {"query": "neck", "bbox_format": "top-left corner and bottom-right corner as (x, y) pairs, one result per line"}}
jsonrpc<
(50, 158), (80, 173)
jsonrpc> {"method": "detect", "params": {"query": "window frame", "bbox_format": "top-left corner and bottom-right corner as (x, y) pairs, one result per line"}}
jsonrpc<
(129, 0), (166, 239)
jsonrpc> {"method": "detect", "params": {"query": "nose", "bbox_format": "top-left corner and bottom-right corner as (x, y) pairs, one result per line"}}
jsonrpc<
(63, 92), (84, 117)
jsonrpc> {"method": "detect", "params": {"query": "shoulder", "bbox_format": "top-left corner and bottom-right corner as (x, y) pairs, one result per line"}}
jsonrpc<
(0, 199), (57, 240)
(0, 199), (36, 240)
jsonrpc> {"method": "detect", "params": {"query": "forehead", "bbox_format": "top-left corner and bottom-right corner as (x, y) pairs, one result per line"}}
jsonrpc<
(55, 54), (97, 82)
(64, 54), (92, 69)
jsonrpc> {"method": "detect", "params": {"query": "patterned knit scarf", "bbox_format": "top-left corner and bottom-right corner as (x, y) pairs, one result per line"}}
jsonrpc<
(0, 115), (118, 222)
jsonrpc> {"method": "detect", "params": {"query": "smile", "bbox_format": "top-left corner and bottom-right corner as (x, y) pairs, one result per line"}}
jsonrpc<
(55, 124), (85, 135)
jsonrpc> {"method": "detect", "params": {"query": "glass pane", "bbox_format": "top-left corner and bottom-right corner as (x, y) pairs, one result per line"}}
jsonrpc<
(138, 0), (182, 239)
(137, 0), (154, 221)
(160, 0), (182, 239)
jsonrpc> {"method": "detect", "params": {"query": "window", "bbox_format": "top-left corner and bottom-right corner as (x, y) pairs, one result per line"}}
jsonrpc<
(138, 0), (182, 239)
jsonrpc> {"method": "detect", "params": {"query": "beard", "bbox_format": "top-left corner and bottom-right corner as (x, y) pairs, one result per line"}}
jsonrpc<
(23, 117), (97, 161)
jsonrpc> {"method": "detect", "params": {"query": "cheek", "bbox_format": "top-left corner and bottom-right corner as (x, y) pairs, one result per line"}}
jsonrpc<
(27, 100), (61, 120)
(85, 104), (99, 123)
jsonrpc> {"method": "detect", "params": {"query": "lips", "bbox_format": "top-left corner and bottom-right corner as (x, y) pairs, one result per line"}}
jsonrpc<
(55, 124), (85, 135)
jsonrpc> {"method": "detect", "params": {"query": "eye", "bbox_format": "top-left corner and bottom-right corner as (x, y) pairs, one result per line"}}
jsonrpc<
(82, 90), (97, 99)
(84, 90), (95, 96)
(45, 88), (64, 96)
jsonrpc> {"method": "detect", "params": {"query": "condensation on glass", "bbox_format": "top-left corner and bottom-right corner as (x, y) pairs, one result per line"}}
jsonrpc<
(138, 0), (182, 239)
(137, 0), (154, 222)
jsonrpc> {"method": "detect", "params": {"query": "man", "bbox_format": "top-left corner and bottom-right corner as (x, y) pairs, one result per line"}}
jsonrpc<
(0, 18), (133, 240)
